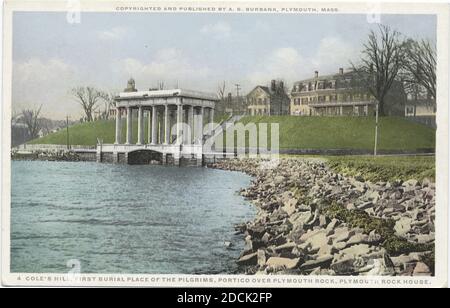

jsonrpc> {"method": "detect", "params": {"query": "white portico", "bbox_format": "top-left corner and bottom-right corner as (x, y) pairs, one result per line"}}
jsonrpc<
(98, 79), (218, 166)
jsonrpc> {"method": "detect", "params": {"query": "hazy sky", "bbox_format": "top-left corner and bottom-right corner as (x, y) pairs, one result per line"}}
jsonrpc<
(12, 12), (436, 119)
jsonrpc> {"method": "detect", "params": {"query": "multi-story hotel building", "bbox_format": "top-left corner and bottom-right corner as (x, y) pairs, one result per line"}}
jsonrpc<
(290, 68), (406, 117)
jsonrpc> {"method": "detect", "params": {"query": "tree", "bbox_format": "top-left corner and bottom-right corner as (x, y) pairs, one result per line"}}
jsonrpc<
(352, 25), (405, 115)
(99, 91), (117, 120)
(21, 105), (42, 139)
(402, 39), (436, 103)
(217, 81), (226, 101)
(71, 86), (105, 122)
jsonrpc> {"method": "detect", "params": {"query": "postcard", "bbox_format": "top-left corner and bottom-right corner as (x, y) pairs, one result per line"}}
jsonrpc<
(1, 0), (448, 288)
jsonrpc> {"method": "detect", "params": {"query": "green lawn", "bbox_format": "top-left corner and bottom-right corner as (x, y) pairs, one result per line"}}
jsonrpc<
(325, 155), (435, 182)
(214, 113), (231, 124)
(29, 116), (435, 152)
(29, 119), (143, 146)
(216, 116), (435, 151)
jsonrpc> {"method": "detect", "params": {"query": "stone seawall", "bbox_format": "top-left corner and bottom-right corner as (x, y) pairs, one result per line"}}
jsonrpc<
(11, 150), (228, 167)
(210, 158), (435, 276)
(11, 150), (95, 162)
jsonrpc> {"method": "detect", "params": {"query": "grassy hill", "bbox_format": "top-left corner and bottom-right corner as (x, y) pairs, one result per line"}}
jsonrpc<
(29, 119), (132, 146)
(29, 116), (435, 151)
(230, 116), (435, 151)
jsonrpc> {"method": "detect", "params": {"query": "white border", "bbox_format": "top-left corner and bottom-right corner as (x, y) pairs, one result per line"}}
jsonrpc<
(1, 0), (448, 288)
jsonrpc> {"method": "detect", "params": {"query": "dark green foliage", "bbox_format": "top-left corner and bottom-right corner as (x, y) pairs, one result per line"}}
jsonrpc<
(383, 237), (433, 256)
(323, 203), (434, 257)
(324, 202), (395, 239)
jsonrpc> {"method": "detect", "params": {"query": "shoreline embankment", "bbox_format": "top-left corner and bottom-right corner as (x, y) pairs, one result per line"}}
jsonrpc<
(209, 158), (435, 276)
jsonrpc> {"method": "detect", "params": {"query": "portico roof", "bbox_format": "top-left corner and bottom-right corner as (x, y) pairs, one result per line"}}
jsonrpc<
(116, 89), (219, 102)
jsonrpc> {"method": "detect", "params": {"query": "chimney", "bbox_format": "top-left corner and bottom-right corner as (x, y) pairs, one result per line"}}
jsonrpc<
(228, 92), (232, 102)
(271, 80), (276, 91)
(314, 71), (319, 78)
(339, 68), (344, 75)
(279, 81), (284, 92)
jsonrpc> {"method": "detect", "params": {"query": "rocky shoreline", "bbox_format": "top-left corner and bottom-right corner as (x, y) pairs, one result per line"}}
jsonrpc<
(210, 158), (435, 276)
(11, 150), (84, 162)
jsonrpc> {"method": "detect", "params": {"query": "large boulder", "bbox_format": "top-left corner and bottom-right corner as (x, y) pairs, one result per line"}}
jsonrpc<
(300, 229), (328, 251)
(413, 262), (432, 276)
(394, 217), (413, 236)
(300, 255), (333, 271)
(266, 257), (300, 270)
(237, 252), (258, 266)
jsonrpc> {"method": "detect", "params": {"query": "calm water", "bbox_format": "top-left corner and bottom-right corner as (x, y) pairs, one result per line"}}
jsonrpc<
(11, 161), (255, 274)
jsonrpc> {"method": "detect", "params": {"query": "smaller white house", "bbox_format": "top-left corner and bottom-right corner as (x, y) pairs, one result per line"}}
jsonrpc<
(405, 102), (436, 117)
(404, 92), (436, 117)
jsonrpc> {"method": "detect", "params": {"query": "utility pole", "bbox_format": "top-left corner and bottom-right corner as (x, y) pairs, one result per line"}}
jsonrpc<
(234, 84), (241, 98)
(66, 115), (70, 150)
(374, 101), (379, 156)
(235, 84), (241, 112)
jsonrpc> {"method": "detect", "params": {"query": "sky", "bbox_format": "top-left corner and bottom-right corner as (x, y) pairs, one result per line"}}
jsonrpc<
(12, 12), (436, 119)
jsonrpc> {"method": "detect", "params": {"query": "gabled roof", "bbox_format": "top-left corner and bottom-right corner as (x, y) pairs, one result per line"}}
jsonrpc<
(247, 85), (271, 96)
(247, 85), (289, 100)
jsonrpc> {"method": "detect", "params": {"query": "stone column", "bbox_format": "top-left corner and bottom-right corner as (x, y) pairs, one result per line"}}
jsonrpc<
(209, 108), (215, 133)
(147, 110), (152, 144)
(137, 106), (144, 145)
(114, 107), (122, 144)
(198, 107), (204, 144)
(164, 105), (170, 145)
(188, 105), (194, 144)
(126, 107), (132, 145)
(176, 104), (183, 144)
(96, 143), (102, 163)
(151, 106), (157, 144)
